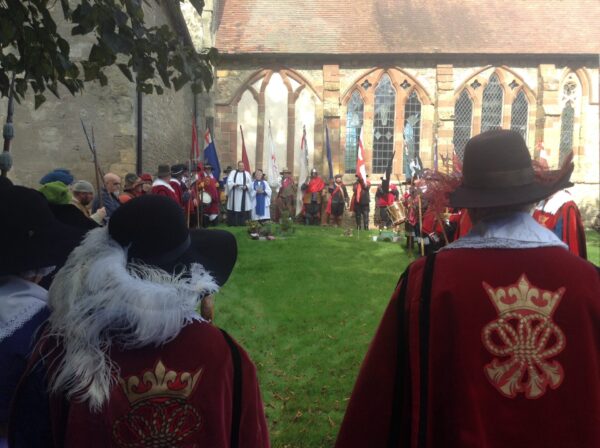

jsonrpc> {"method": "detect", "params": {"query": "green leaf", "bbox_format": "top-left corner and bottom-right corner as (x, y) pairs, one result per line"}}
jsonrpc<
(34, 93), (46, 109)
(117, 63), (133, 82)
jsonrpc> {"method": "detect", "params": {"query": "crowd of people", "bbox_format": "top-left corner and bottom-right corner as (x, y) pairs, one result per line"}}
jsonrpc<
(0, 129), (598, 448)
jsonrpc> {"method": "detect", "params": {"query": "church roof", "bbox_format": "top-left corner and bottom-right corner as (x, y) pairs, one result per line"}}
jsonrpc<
(215, 0), (600, 55)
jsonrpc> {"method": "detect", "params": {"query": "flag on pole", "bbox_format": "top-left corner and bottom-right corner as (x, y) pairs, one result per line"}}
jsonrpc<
(239, 125), (251, 173)
(191, 118), (201, 162)
(356, 128), (367, 184)
(325, 125), (333, 180)
(296, 126), (309, 216)
(354, 128), (368, 205)
(267, 121), (280, 188)
(203, 129), (221, 182)
(382, 150), (395, 194)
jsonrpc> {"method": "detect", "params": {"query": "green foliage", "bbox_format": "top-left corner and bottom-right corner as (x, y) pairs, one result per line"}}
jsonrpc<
(214, 225), (413, 447)
(586, 229), (600, 266)
(0, 0), (214, 107)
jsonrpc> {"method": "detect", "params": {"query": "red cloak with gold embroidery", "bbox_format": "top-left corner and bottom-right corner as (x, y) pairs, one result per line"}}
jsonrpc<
(336, 247), (600, 448)
(11, 321), (270, 448)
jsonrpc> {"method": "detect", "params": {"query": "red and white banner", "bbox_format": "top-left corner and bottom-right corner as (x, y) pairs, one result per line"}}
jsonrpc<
(356, 128), (368, 184)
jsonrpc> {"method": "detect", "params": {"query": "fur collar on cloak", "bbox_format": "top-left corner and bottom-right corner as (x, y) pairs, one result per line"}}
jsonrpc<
(45, 227), (219, 411)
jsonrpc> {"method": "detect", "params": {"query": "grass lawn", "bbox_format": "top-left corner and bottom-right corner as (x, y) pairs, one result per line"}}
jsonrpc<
(215, 225), (412, 447)
(215, 225), (599, 448)
(586, 229), (600, 266)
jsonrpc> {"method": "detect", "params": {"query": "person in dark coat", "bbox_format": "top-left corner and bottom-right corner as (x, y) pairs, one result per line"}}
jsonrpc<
(9, 196), (270, 448)
(0, 186), (81, 447)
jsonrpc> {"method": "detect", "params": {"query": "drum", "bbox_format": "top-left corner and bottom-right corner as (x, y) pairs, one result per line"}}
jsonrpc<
(386, 202), (406, 225)
(201, 191), (212, 205)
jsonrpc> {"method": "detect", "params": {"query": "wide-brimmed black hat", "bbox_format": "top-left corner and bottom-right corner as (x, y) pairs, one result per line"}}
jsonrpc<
(450, 130), (573, 208)
(108, 195), (237, 286)
(0, 186), (83, 275)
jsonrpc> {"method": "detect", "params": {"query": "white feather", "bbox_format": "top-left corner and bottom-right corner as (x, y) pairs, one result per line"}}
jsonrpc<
(46, 227), (218, 412)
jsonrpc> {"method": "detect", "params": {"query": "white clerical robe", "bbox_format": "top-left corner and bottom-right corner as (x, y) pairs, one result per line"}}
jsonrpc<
(226, 170), (253, 212)
(250, 180), (272, 221)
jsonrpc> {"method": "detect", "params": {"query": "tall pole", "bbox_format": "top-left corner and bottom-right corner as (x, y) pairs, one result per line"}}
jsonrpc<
(1, 73), (16, 177)
(136, 90), (143, 174)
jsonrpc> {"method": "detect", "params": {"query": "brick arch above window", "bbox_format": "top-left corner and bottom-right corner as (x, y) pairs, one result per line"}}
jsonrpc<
(340, 67), (433, 106)
(454, 66), (536, 137)
(559, 68), (593, 102)
(455, 66), (536, 107)
(224, 68), (322, 107)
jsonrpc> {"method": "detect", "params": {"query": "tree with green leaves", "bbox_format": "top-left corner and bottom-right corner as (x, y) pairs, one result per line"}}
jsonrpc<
(0, 0), (215, 109)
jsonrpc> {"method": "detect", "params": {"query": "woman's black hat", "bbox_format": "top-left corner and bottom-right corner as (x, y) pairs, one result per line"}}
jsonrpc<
(108, 195), (237, 286)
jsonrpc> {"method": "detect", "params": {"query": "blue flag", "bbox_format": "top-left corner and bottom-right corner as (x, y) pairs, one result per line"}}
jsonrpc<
(325, 125), (333, 180)
(203, 129), (221, 185)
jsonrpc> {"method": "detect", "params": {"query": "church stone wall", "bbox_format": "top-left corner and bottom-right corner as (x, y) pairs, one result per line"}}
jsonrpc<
(2, 2), (196, 187)
(213, 59), (599, 224)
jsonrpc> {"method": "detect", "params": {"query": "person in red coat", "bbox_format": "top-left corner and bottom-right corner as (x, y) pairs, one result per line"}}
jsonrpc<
(9, 196), (269, 448)
(533, 189), (587, 259)
(151, 164), (182, 206)
(336, 130), (600, 448)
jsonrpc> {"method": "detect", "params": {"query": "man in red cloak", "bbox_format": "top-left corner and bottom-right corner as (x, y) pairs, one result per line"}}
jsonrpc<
(151, 164), (182, 206)
(533, 189), (587, 259)
(336, 130), (599, 448)
(9, 196), (269, 447)
(301, 168), (325, 225)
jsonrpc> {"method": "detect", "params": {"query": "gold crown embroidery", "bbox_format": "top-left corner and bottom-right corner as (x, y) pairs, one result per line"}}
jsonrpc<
(118, 360), (203, 404)
(483, 274), (564, 317)
(481, 275), (566, 399)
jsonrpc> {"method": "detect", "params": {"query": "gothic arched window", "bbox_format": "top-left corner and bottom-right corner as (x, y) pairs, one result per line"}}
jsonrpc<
(373, 74), (396, 173)
(559, 102), (575, 164)
(559, 79), (579, 164)
(404, 90), (422, 157)
(453, 90), (472, 160)
(510, 90), (528, 139)
(481, 74), (503, 132)
(345, 91), (364, 173)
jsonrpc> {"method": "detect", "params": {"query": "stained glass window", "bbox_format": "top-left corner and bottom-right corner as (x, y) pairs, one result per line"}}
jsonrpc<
(404, 90), (421, 158)
(559, 102), (574, 164)
(510, 90), (528, 139)
(373, 74), (396, 173)
(481, 74), (503, 132)
(345, 91), (364, 173)
(453, 90), (472, 160)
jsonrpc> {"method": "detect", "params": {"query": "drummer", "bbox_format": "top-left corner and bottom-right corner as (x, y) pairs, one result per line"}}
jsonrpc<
(197, 163), (220, 227)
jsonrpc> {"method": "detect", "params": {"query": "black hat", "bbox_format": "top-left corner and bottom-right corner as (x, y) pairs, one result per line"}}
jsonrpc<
(223, 166), (233, 173)
(171, 164), (184, 176)
(108, 195), (237, 286)
(450, 130), (573, 208)
(0, 186), (83, 275)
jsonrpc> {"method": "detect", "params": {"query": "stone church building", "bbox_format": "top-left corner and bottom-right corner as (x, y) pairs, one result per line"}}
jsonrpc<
(3, 0), (599, 219)
(207, 0), (599, 219)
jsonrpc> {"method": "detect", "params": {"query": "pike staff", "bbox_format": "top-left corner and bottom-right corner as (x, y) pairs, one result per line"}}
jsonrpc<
(80, 117), (104, 208)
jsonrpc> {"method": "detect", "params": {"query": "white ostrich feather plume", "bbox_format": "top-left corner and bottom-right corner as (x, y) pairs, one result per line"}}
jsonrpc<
(46, 227), (218, 412)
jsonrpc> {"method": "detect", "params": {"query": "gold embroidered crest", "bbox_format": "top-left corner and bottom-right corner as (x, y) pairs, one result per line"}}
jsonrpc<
(482, 274), (566, 399)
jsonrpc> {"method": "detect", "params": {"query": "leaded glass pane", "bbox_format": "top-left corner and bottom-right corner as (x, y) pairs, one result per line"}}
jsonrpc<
(373, 74), (395, 173)
(481, 74), (503, 132)
(510, 90), (528, 139)
(559, 103), (574, 164)
(345, 91), (364, 173)
(403, 91), (421, 177)
(453, 90), (472, 160)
